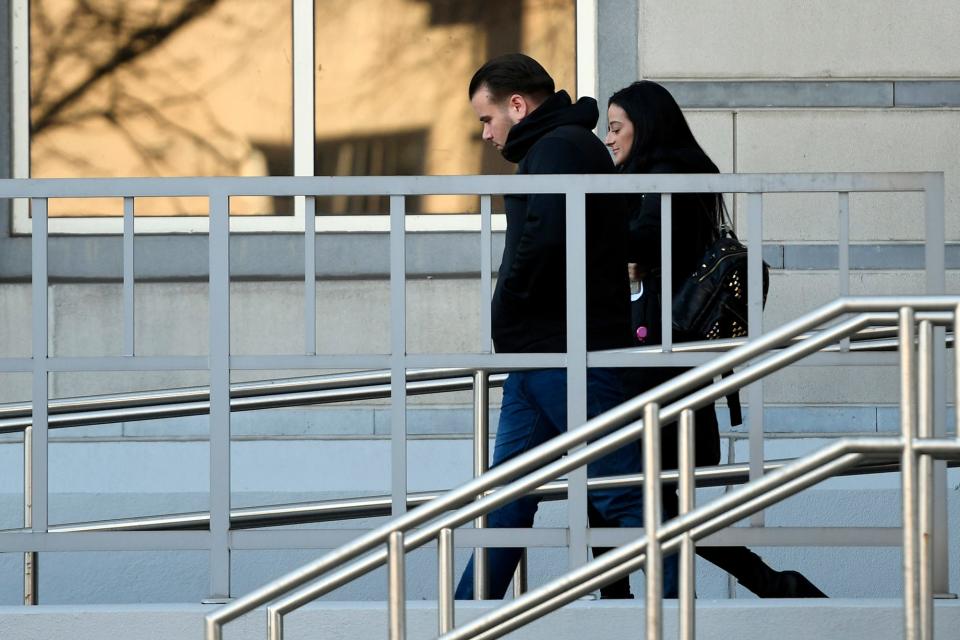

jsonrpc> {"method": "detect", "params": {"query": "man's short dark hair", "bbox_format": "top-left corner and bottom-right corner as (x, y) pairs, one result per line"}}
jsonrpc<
(468, 53), (555, 103)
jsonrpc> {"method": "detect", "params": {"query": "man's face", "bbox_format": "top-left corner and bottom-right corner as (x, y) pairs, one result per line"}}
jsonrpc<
(470, 86), (527, 152)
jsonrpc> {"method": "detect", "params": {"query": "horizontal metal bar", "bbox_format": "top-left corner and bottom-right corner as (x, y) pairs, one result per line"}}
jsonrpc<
(587, 526), (903, 547)
(593, 350), (904, 368)
(42, 356), (208, 372)
(228, 355), (391, 370)
(0, 371), (510, 434)
(228, 529), (571, 551)
(223, 526), (907, 552)
(4, 316), (951, 434)
(0, 359), (32, 373)
(0, 172), (939, 199)
(0, 367), (496, 420)
(0, 531), (210, 553)
(37, 455), (946, 534)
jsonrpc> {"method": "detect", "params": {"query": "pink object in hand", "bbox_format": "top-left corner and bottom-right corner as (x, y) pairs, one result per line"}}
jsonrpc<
(636, 326), (648, 343)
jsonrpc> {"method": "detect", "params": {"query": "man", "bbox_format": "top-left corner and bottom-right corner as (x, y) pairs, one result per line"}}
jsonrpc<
(455, 53), (665, 599)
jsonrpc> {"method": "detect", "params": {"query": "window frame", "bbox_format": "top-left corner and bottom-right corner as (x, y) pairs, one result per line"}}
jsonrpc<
(10, 0), (597, 235)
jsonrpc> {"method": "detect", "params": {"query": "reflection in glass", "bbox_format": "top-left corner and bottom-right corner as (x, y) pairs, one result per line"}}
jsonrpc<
(29, 0), (293, 216)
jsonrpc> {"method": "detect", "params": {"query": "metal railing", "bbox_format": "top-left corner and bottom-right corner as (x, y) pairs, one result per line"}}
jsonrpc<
(203, 297), (960, 640)
(0, 172), (948, 621)
(0, 326), (943, 605)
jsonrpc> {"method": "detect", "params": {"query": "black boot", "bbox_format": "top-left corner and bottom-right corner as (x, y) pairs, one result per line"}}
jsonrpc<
(696, 546), (828, 598)
(761, 569), (828, 598)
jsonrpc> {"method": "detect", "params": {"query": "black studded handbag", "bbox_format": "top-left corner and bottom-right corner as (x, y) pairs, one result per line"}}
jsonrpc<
(672, 230), (770, 340)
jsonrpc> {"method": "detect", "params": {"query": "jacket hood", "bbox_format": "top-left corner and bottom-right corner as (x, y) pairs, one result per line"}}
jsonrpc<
(502, 90), (599, 163)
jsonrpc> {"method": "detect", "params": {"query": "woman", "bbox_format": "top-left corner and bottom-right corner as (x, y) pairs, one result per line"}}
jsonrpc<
(595, 80), (826, 599)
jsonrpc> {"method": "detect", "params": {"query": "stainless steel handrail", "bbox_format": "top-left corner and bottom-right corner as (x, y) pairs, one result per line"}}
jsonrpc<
(0, 370), (510, 434)
(446, 437), (960, 640)
(1, 327), (939, 435)
(14, 456), (930, 534)
(0, 367), (484, 421)
(447, 308), (956, 640)
(203, 297), (960, 640)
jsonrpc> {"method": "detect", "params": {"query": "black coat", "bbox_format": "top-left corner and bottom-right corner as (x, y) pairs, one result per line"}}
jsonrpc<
(492, 91), (631, 354)
(623, 157), (722, 467)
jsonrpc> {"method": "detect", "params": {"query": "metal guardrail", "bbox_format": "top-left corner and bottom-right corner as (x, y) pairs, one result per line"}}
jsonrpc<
(2, 327), (934, 435)
(1, 171), (948, 627)
(445, 307), (958, 640)
(0, 456), (928, 535)
(0, 368), (508, 433)
(203, 297), (960, 640)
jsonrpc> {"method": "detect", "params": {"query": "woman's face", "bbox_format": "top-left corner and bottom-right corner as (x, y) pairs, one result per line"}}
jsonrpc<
(605, 103), (635, 167)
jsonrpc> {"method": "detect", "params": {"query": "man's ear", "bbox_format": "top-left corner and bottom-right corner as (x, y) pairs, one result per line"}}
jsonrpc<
(508, 94), (528, 121)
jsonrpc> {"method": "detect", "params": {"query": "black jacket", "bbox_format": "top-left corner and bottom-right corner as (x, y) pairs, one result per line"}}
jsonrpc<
(627, 157), (719, 295)
(492, 90), (631, 354)
(622, 155), (722, 467)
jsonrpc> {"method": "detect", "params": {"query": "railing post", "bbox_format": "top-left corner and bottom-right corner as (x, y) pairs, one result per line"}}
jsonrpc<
(472, 369), (489, 600)
(23, 425), (37, 605)
(207, 191), (232, 600)
(746, 192), (765, 528)
(388, 531), (407, 640)
(643, 403), (663, 640)
(899, 307), (919, 640)
(917, 320), (934, 640)
(565, 190), (589, 575)
(390, 195), (409, 519)
(678, 409), (696, 640)
(838, 192), (851, 352)
(29, 197), (49, 603)
(438, 528), (455, 634)
(512, 549), (528, 599)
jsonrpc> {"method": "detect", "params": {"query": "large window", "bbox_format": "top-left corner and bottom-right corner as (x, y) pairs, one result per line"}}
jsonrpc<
(13, 0), (579, 233)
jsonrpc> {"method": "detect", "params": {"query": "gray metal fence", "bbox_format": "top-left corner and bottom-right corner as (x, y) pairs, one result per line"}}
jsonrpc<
(0, 172), (949, 613)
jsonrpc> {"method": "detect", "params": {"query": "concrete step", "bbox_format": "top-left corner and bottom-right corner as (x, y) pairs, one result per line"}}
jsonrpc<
(1, 599), (959, 640)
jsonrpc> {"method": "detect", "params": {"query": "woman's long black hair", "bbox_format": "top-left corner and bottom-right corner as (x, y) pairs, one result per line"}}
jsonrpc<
(608, 80), (717, 174)
(609, 81), (726, 230)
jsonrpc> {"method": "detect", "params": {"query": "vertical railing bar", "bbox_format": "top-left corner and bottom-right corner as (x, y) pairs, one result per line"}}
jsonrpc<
(11, 0), (30, 189)
(388, 531), (407, 640)
(472, 370), (489, 600)
(438, 528), (455, 634)
(660, 194), (673, 352)
(900, 307), (919, 640)
(208, 191), (232, 599)
(678, 409), (696, 640)
(267, 605), (283, 640)
(917, 319), (934, 640)
(566, 190), (589, 571)
(304, 196), (317, 355)
(390, 195), (408, 517)
(746, 192), (765, 527)
(956, 303), (960, 439)
(924, 174), (951, 597)
(122, 196), (136, 356)
(838, 192), (850, 352)
(23, 425), (36, 605)
(291, 0), (315, 227)
(479, 195), (493, 354)
(30, 198), (49, 540)
(512, 549), (528, 599)
(644, 403), (663, 640)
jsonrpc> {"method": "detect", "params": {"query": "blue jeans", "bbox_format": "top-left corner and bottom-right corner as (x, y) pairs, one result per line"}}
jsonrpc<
(455, 368), (678, 599)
